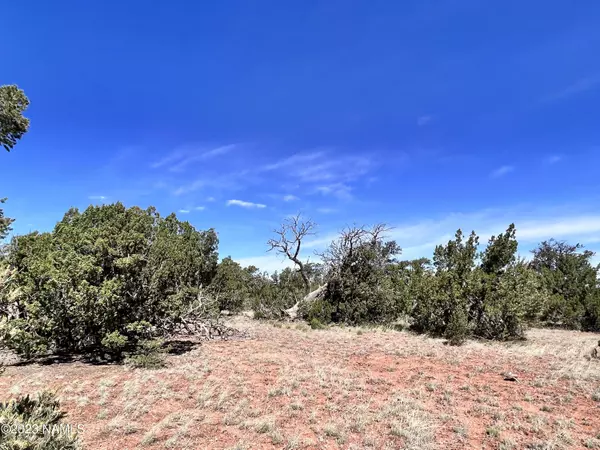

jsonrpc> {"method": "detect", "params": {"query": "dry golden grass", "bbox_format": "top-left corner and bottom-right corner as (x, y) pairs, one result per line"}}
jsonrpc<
(1, 317), (599, 449)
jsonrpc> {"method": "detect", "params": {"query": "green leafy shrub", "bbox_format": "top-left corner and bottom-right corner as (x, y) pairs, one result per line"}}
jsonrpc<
(299, 298), (334, 324)
(410, 225), (542, 343)
(445, 306), (470, 346)
(410, 228), (478, 341)
(1, 203), (218, 358)
(309, 318), (326, 330)
(209, 257), (252, 312)
(247, 267), (308, 319)
(470, 264), (545, 340)
(248, 272), (287, 320)
(530, 239), (600, 331)
(125, 338), (168, 369)
(0, 391), (81, 449)
(100, 331), (128, 360)
(0, 318), (48, 360)
(582, 290), (600, 332)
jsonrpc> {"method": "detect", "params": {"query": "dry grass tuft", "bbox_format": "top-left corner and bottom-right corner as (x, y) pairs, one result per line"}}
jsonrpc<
(0, 317), (598, 449)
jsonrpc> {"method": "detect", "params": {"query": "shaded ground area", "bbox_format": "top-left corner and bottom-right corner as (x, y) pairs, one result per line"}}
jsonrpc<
(1, 318), (599, 449)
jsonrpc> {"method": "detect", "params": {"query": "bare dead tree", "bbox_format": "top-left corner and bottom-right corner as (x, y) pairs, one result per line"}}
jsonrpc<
(283, 223), (397, 320)
(317, 223), (393, 277)
(267, 214), (316, 294)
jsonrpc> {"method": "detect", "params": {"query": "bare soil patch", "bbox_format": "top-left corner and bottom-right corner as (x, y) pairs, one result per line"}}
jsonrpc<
(2, 318), (599, 449)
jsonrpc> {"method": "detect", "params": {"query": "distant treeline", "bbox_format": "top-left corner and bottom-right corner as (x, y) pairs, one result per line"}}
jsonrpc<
(1, 204), (599, 360)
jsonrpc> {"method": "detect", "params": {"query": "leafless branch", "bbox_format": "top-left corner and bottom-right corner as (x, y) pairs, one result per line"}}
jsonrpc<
(267, 214), (317, 293)
(159, 290), (245, 341)
(317, 223), (393, 276)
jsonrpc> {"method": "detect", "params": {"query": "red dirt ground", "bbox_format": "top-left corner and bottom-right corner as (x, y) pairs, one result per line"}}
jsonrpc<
(1, 318), (599, 449)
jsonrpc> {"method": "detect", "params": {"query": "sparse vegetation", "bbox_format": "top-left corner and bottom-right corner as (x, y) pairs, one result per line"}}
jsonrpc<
(0, 391), (81, 449)
(1, 316), (599, 449)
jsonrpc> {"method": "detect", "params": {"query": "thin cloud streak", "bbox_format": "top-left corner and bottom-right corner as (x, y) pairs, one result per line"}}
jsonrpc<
(169, 144), (237, 172)
(417, 115), (433, 126)
(316, 207), (337, 214)
(515, 216), (600, 241)
(262, 150), (373, 187)
(173, 170), (248, 196)
(543, 75), (600, 103)
(545, 155), (562, 164)
(151, 144), (237, 171)
(490, 165), (514, 178)
(226, 199), (267, 209)
(242, 205), (600, 272)
(262, 151), (325, 171)
(171, 150), (375, 201)
(316, 183), (353, 200)
(304, 209), (600, 256)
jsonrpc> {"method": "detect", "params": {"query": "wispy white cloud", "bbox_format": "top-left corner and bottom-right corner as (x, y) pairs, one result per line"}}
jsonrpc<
(179, 209), (190, 214)
(490, 165), (514, 178)
(168, 159), (197, 172)
(174, 180), (206, 196)
(296, 162), (339, 183)
(226, 199), (267, 209)
(316, 207), (337, 214)
(206, 197), (216, 202)
(262, 151), (325, 171)
(173, 170), (248, 196)
(297, 157), (371, 183)
(303, 205), (600, 260)
(239, 203), (600, 273)
(171, 148), (375, 200)
(515, 216), (600, 241)
(417, 115), (433, 126)
(544, 155), (562, 165)
(366, 176), (378, 186)
(391, 209), (600, 260)
(544, 75), (600, 103)
(151, 144), (237, 171)
(151, 151), (185, 169)
(316, 183), (353, 200)
(283, 195), (299, 202)
(194, 206), (206, 211)
(88, 195), (107, 200)
(203, 145), (236, 158)
(304, 234), (338, 249)
(263, 150), (373, 186)
(169, 145), (237, 172)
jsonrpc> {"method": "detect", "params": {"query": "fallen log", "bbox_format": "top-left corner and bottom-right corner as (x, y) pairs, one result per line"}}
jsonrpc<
(284, 284), (327, 319)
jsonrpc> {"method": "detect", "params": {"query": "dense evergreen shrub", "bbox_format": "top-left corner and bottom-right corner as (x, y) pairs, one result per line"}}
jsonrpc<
(530, 239), (600, 331)
(0, 203), (218, 358)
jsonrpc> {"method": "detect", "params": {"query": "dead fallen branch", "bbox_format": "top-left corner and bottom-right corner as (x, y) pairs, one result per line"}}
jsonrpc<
(285, 284), (327, 320)
(161, 290), (247, 341)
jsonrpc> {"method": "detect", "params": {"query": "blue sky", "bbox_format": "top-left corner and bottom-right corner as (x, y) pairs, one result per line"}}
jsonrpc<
(2, 0), (600, 272)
